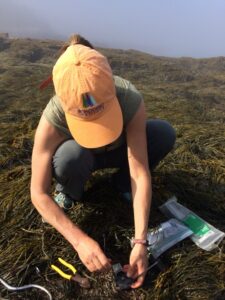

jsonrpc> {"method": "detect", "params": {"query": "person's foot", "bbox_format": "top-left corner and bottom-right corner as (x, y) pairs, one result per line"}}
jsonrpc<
(54, 191), (74, 210)
(42, 192), (74, 223)
(110, 173), (132, 203)
(120, 192), (132, 202)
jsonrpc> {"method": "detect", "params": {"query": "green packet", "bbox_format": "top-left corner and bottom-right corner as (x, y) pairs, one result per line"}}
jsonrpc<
(159, 196), (225, 251)
(183, 214), (210, 236)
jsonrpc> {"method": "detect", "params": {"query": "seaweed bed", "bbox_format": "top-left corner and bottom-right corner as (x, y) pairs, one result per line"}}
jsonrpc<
(0, 37), (224, 300)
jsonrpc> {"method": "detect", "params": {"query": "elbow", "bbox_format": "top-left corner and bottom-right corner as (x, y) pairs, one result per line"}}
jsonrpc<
(30, 186), (37, 205)
(131, 170), (152, 192)
(30, 185), (43, 206)
(131, 167), (151, 182)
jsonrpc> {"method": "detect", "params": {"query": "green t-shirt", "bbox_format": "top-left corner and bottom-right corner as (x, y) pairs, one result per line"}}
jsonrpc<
(43, 75), (142, 151)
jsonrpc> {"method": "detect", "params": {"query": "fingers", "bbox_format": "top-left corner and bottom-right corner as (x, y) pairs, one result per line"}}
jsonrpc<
(85, 253), (111, 273)
(126, 259), (148, 289)
(122, 264), (129, 273)
(126, 265), (138, 278)
(131, 273), (145, 289)
(85, 260), (96, 272)
(124, 264), (146, 288)
(77, 237), (112, 273)
(98, 253), (112, 270)
(85, 260), (102, 272)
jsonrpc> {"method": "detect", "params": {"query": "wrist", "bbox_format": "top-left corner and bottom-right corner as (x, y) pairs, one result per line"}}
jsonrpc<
(63, 224), (87, 250)
(72, 231), (88, 250)
(130, 237), (149, 248)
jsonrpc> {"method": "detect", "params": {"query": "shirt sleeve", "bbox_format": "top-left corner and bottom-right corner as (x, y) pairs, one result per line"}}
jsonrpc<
(42, 95), (72, 138)
(115, 76), (143, 126)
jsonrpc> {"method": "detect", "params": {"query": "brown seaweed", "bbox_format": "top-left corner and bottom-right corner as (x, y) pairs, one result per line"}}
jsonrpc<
(0, 36), (224, 300)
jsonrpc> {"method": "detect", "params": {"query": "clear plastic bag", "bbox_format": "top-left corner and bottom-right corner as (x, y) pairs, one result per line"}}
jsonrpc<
(159, 196), (225, 251)
(147, 218), (193, 258)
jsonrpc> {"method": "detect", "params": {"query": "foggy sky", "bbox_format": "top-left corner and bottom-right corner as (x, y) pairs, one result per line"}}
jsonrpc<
(1, 0), (225, 58)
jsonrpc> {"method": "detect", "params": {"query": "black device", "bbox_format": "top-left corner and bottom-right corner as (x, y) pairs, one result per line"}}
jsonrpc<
(112, 263), (134, 290)
(112, 258), (165, 290)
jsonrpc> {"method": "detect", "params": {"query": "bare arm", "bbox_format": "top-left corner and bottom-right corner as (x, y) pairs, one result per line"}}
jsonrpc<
(30, 115), (86, 247)
(31, 115), (111, 272)
(125, 101), (152, 288)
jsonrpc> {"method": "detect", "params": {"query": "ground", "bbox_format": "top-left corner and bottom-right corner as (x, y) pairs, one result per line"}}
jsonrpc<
(0, 37), (224, 299)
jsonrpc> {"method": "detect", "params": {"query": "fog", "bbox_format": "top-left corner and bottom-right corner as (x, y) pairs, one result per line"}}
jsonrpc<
(1, 0), (225, 58)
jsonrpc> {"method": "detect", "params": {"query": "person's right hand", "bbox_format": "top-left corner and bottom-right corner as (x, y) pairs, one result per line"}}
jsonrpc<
(75, 235), (111, 272)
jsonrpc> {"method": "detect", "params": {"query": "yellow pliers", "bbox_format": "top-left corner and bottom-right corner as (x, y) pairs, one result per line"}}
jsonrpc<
(51, 258), (90, 288)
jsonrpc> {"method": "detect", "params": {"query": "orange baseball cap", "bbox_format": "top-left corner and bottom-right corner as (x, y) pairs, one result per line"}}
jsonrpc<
(52, 44), (123, 148)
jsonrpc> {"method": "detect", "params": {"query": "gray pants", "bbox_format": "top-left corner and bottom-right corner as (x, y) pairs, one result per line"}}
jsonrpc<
(53, 120), (176, 200)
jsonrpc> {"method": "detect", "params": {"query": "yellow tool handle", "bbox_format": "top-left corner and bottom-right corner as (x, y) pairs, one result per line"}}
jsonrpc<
(51, 264), (72, 280)
(58, 258), (77, 274)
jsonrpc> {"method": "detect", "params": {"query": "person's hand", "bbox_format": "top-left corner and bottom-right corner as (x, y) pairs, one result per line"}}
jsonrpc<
(124, 244), (149, 288)
(75, 235), (111, 272)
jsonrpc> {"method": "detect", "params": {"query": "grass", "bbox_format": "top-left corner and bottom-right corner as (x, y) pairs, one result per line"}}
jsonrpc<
(0, 36), (224, 300)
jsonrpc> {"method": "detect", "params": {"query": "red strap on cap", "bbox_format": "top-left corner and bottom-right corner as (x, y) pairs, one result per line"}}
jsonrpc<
(39, 75), (52, 90)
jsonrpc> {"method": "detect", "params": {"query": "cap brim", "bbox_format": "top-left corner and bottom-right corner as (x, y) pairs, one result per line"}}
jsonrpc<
(65, 97), (123, 148)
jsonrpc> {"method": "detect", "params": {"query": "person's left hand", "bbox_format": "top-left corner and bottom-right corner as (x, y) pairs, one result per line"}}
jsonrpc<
(123, 244), (149, 288)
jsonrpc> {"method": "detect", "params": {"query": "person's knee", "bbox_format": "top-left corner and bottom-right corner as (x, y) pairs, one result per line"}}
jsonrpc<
(163, 121), (176, 152)
(146, 119), (176, 154)
(53, 139), (94, 179)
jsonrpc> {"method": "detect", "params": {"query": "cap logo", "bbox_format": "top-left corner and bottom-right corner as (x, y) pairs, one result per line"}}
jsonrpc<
(82, 93), (97, 108)
(76, 93), (104, 118)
